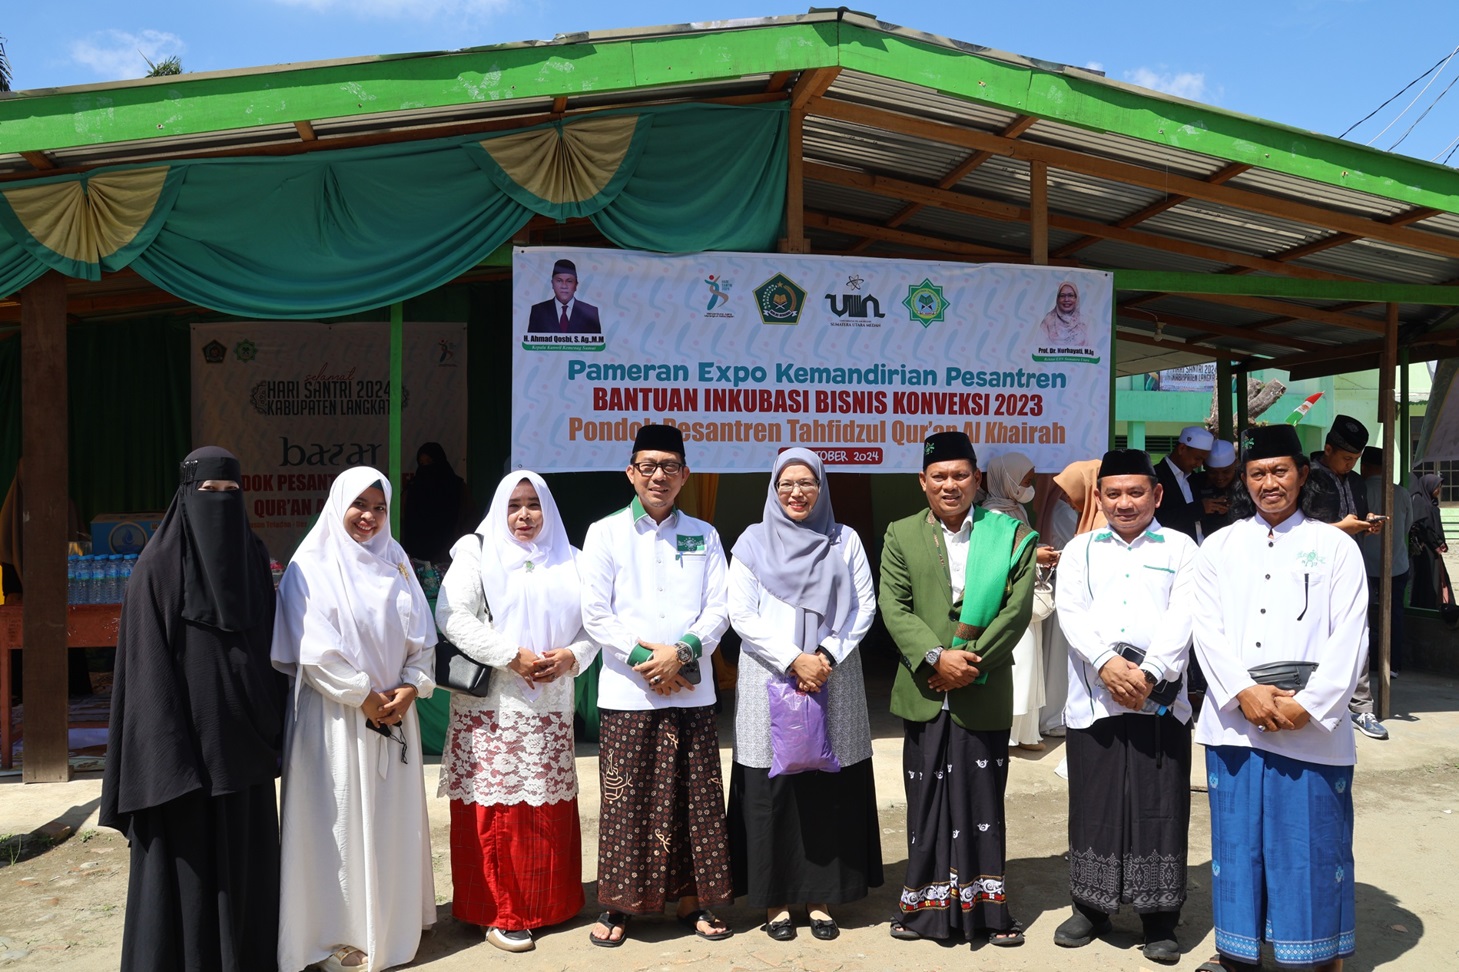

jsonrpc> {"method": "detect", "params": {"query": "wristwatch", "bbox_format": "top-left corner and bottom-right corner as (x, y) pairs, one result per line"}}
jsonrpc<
(1142, 669), (1157, 686)
(924, 646), (945, 669)
(674, 641), (695, 666)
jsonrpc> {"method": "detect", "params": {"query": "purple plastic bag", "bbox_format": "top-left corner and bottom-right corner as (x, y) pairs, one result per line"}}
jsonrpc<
(767, 678), (841, 778)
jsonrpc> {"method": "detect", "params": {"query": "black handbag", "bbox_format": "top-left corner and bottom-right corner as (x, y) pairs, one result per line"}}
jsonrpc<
(1246, 660), (1317, 692)
(1113, 642), (1183, 709)
(434, 534), (493, 697)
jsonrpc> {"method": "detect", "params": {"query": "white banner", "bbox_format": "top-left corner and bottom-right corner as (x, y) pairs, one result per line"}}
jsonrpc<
(511, 248), (1110, 472)
(1147, 363), (1218, 392)
(191, 322), (468, 559)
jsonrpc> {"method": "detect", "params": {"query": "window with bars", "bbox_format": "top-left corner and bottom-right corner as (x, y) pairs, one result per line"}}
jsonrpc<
(1114, 435), (1180, 458)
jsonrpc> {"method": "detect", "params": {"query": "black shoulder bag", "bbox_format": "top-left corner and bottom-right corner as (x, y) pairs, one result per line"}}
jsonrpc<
(433, 534), (493, 696)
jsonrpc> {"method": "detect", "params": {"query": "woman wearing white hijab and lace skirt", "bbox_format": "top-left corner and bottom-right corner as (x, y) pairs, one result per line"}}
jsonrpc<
(272, 467), (438, 972)
(726, 448), (881, 943)
(435, 472), (595, 953)
(981, 452), (1051, 751)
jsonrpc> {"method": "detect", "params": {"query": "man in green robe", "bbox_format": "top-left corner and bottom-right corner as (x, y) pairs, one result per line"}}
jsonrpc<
(879, 431), (1036, 946)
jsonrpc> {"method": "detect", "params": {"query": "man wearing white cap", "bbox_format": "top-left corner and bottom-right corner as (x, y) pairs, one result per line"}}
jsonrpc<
(1155, 426), (1214, 542)
(1191, 440), (1238, 538)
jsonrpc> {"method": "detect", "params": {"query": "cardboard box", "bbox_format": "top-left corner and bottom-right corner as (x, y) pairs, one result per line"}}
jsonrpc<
(92, 513), (166, 555)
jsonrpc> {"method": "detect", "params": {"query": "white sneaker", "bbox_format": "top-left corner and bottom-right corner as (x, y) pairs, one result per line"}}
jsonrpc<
(1352, 712), (1389, 740)
(1042, 725), (1067, 738)
(487, 927), (535, 952)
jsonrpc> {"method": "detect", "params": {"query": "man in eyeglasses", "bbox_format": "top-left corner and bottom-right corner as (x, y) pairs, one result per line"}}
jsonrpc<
(579, 423), (733, 947)
(879, 431), (1036, 948)
(1190, 425), (1368, 972)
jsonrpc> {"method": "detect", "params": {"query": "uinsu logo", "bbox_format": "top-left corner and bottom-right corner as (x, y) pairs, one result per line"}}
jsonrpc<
(824, 293), (885, 318)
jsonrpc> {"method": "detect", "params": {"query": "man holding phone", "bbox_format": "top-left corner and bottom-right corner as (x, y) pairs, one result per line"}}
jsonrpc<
(579, 424), (734, 946)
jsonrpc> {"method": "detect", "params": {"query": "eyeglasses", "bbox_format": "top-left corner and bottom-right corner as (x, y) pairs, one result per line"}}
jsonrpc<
(775, 479), (821, 494)
(632, 460), (684, 476)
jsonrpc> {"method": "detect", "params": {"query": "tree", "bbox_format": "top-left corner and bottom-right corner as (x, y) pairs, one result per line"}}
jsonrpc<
(1, 36), (12, 92)
(142, 53), (182, 77)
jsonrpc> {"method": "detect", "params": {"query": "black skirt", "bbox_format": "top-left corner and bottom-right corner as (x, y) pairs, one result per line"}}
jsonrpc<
(728, 757), (884, 908)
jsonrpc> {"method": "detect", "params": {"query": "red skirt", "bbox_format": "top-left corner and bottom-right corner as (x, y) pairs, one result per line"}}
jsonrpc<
(449, 797), (584, 930)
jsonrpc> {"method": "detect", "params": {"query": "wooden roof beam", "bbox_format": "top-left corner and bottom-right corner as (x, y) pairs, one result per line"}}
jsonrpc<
(765, 71), (795, 93)
(811, 99), (1459, 262)
(1169, 292), (1385, 334)
(846, 115), (1036, 255)
(1116, 306), (1330, 353)
(1225, 206), (1443, 274)
(293, 120), (317, 142)
(790, 67), (842, 114)
(1053, 161), (1251, 258)
(805, 209), (1027, 258)
(21, 151), (56, 170)
(807, 162), (1356, 282)
(1115, 327), (1249, 364)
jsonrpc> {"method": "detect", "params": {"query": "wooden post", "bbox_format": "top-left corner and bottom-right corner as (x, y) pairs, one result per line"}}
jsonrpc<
(20, 272), (70, 783)
(1375, 303), (1398, 720)
(1215, 359), (1233, 439)
(783, 107), (808, 253)
(1029, 161), (1048, 265)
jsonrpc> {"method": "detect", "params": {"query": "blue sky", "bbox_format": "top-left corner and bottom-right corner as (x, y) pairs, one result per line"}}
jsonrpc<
(6, 1), (1459, 166)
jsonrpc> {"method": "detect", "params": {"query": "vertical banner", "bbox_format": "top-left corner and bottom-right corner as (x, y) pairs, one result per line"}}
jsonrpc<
(191, 322), (468, 559)
(511, 248), (1111, 472)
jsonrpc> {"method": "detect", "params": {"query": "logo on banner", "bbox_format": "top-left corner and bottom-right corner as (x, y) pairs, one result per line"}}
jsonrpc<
(902, 279), (949, 328)
(754, 273), (807, 325)
(201, 340), (227, 364)
(436, 340), (459, 366)
(234, 339), (259, 363)
(704, 274), (733, 316)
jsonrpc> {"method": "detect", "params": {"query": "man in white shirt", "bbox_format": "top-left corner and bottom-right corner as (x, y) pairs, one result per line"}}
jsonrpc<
(579, 424), (732, 947)
(1191, 425), (1367, 972)
(1155, 425), (1214, 541)
(1053, 449), (1198, 965)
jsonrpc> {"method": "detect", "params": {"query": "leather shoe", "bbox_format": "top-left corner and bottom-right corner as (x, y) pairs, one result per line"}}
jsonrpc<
(1143, 936), (1180, 964)
(809, 917), (839, 941)
(1053, 911), (1112, 947)
(762, 918), (795, 941)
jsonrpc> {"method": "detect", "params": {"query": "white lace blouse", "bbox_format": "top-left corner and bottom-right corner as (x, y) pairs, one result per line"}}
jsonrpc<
(433, 538), (597, 807)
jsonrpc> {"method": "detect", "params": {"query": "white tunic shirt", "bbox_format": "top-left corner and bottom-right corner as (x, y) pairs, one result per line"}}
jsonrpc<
(728, 526), (877, 767)
(580, 498), (730, 711)
(1192, 511), (1369, 766)
(1056, 520), (1198, 730)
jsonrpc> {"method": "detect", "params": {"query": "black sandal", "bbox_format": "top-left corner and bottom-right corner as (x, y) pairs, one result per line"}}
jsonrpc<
(889, 920), (921, 940)
(678, 908), (733, 941)
(589, 911), (628, 948)
(987, 924), (1025, 947)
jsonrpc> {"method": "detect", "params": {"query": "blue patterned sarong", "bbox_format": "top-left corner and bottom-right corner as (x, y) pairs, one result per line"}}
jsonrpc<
(1206, 745), (1355, 967)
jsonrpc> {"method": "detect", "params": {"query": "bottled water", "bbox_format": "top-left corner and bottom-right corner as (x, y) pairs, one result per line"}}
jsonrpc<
(67, 555), (80, 605)
(121, 555), (137, 599)
(76, 556), (94, 604)
(108, 555), (124, 602)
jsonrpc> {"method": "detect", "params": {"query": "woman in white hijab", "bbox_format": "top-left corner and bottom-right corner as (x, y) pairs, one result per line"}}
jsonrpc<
(272, 467), (438, 972)
(1037, 280), (1091, 348)
(435, 472), (595, 953)
(981, 452), (1049, 751)
(726, 448), (881, 943)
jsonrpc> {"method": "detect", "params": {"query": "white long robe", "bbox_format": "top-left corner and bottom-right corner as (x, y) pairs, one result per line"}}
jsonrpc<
(277, 648), (436, 972)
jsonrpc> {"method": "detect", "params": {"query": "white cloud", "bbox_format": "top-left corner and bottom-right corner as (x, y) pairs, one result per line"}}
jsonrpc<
(270, 0), (508, 19)
(70, 29), (186, 80)
(1083, 60), (1105, 74)
(1123, 66), (1211, 102)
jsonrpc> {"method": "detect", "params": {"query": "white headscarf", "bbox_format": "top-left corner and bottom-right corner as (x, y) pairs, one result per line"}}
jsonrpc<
(271, 465), (436, 691)
(981, 451), (1036, 524)
(463, 471), (582, 653)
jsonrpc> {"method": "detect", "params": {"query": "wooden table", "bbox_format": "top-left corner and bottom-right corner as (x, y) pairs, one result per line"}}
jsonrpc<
(0, 595), (121, 770)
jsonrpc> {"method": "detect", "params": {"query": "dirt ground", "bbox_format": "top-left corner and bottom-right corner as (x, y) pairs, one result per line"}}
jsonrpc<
(2, 672), (1458, 971)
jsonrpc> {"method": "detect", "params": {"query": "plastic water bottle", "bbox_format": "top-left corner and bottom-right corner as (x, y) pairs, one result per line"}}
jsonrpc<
(121, 555), (137, 599)
(76, 556), (94, 604)
(108, 555), (125, 602)
(67, 555), (80, 605)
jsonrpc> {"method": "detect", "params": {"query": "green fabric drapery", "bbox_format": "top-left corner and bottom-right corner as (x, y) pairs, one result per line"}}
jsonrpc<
(0, 103), (788, 316)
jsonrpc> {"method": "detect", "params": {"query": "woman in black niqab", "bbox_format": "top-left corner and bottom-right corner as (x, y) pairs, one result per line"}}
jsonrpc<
(101, 446), (285, 972)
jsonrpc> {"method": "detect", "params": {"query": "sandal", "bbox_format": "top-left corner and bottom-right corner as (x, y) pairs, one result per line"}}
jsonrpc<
(987, 924), (1025, 947)
(677, 908), (733, 941)
(889, 920), (921, 941)
(588, 911), (628, 948)
(1195, 955), (1259, 972)
(318, 946), (368, 972)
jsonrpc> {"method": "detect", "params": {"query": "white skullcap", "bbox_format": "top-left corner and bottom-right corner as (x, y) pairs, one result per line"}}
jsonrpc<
(1179, 426), (1215, 450)
(1207, 440), (1236, 469)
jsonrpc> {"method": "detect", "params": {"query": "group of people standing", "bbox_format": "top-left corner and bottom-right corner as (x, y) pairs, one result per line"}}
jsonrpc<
(100, 410), (1393, 971)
